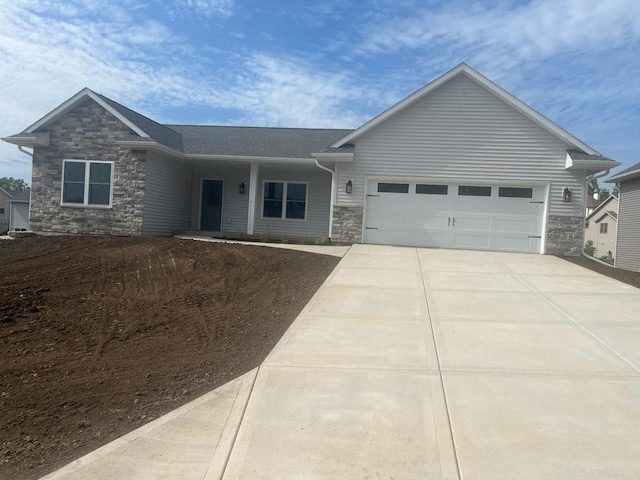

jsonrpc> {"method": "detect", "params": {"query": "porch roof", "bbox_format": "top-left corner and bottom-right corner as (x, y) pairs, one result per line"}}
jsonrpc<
(167, 125), (352, 158)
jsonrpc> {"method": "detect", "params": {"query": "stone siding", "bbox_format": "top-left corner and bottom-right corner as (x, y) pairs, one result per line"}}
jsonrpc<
(545, 214), (583, 256)
(30, 98), (146, 236)
(332, 205), (363, 243)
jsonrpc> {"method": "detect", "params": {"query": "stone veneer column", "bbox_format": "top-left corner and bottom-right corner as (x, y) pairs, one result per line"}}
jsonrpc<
(29, 99), (146, 236)
(545, 215), (584, 256)
(331, 205), (364, 244)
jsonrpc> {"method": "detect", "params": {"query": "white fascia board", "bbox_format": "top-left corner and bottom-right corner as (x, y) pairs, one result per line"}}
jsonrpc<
(117, 140), (317, 165)
(607, 167), (640, 183)
(25, 89), (149, 138)
(1, 131), (50, 147)
(331, 63), (599, 155)
(565, 152), (622, 172)
(311, 152), (354, 162)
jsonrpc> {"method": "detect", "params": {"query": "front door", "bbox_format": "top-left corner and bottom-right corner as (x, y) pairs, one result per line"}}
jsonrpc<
(200, 180), (223, 231)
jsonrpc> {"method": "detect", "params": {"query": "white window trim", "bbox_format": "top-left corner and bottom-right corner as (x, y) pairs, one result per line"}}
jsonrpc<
(261, 180), (309, 221)
(61, 159), (114, 208)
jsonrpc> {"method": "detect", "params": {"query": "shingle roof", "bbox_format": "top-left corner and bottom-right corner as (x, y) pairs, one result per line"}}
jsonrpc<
(166, 125), (353, 158)
(607, 161), (640, 183)
(96, 94), (184, 152)
(10, 188), (30, 202)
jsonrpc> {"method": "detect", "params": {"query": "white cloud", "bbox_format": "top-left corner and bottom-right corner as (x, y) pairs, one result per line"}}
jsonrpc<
(167, 0), (234, 18)
(224, 54), (368, 128)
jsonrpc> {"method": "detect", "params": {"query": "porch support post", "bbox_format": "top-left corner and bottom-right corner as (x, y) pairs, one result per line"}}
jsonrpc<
(247, 162), (259, 234)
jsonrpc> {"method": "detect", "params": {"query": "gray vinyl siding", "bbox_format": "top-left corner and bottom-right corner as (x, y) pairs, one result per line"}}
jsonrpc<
(336, 74), (584, 217)
(254, 166), (331, 238)
(616, 177), (640, 271)
(142, 154), (192, 235)
(189, 165), (250, 233)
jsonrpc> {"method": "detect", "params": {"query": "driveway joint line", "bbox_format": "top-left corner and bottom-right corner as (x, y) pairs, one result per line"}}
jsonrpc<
(417, 248), (464, 480)
(217, 366), (261, 480)
(513, 274), (640, 375)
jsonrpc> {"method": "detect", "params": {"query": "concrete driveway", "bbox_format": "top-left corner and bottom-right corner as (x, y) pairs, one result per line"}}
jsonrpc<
(42, 244), (640, 479)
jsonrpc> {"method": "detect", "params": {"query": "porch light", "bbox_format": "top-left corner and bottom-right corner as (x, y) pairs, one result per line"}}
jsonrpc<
(239, 182), (246, 195)
(346, 179), (353, 194)
(563, 187), (572, 203)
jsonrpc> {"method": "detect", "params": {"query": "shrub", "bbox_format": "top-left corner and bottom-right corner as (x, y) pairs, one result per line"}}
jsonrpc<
(584, 240), (596, 256)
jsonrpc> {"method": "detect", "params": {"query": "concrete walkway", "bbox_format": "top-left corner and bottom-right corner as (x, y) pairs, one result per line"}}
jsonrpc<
(42, 245), (640, 479)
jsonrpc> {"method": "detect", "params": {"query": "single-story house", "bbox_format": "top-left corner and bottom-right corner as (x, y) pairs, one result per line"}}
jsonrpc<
(607, 163), (640, 271)
(2, 63), (622, 255)
(8, 187), (30, 231)
(584, 195), (618, 259)
(0, 187), (12, 234)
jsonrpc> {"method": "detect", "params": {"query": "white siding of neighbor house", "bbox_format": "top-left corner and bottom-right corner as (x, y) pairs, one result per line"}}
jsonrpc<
(616, 177), (640, 271)
(189, 164), (250, 233)
(335, 73), (585, 217)
(253, 166), (331, 239)
(142, 153), (192, 236)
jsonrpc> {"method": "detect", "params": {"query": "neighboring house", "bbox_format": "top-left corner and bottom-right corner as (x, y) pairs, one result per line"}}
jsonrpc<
(0, 187), (11, 234)
(9, 188), (30, 231)
(1, 64), (622, 255)
(586, 195), (604, 217)
(584, 195), (618, 259)
(607, 163), (640, 271)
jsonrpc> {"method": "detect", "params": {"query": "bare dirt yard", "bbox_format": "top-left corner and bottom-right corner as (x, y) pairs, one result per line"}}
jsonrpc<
(0, 236), (340, 480)
(561, 255), (640, 289)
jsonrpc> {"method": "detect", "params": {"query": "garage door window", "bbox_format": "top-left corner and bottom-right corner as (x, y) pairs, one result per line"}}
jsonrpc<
(378, 183), (409, 193)
(458, 185), (491, 196)
(416, 184), (448, 195)
(499, 187), (533, 198)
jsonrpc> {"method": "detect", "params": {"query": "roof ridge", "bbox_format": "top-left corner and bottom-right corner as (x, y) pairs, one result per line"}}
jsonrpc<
(166, 124), (354, 132)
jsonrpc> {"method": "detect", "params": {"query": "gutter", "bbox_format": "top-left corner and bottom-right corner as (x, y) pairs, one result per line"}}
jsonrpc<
(313, 160), (335, 239)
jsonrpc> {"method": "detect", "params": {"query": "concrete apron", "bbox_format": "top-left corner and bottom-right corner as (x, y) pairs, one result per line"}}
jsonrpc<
(42, 245), (640, 479)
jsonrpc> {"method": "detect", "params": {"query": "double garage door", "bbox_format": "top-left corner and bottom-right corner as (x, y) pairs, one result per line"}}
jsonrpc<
(364, 180), (546, 253)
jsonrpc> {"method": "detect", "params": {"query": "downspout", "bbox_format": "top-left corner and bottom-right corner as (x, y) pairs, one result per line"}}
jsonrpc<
(18, 146), (33, 157)
(313, 159), (335, 239)
(582, 168), (613, 264)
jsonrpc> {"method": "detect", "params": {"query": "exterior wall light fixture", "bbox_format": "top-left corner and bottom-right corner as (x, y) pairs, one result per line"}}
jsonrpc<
(346, 179), (353, 194)
(563, 187), (572, 203)
(239, 182), (246, 195)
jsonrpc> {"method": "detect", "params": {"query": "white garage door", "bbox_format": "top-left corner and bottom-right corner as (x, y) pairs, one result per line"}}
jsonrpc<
(364, 180), (546, 253)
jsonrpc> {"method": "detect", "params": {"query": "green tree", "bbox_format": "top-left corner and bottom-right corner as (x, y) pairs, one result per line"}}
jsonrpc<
(584, 240), (596, 256)
(0, 177), (28, 192)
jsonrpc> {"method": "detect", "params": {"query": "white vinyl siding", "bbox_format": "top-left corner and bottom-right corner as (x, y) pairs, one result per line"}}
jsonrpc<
(253, 166), (331, 238)
(336, 74), (584, 217)
(189, 165), (249, 233)
(616, 177), (640, 271)
(142, 153), (192, 236)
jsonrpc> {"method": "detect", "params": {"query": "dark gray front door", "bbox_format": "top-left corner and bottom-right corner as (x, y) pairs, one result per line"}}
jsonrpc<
(200, 180), (223, 231)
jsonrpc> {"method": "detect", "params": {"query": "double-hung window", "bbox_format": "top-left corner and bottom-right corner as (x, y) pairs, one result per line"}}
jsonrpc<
(62, 160), (113, 207)
(263, 181), (307, 220)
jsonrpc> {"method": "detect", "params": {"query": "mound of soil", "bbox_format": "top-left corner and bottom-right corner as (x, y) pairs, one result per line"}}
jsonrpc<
(0, 236), (339, 480)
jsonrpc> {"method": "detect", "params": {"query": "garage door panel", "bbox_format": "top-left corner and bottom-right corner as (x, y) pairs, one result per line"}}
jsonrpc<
(453, 233), (492, 249)
(454, 215), (492, 232)
(364, 180), (545, 254)
(456, 197), (493, 213)
(495, 217), (536, 234)
(411, 213), (448, 229)
(495, 235), (540, 252)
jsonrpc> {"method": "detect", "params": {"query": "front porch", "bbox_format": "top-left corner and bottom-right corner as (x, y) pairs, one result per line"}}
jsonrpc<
(143, 155), (334, 240)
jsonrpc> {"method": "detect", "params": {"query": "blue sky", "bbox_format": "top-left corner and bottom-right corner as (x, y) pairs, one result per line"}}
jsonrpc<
(1, 0), (639, 183)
